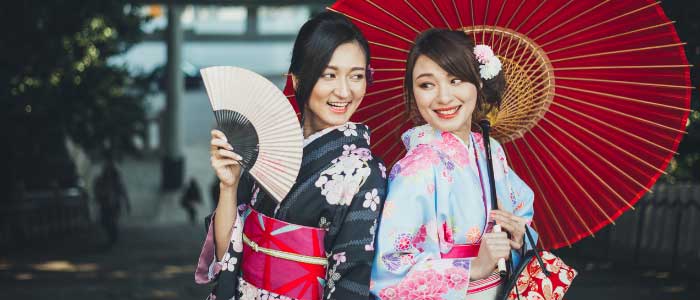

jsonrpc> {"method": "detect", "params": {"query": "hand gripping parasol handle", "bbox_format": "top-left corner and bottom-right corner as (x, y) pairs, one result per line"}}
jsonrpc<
(479, 120), (509, 278)
(493, 224), (508, 276)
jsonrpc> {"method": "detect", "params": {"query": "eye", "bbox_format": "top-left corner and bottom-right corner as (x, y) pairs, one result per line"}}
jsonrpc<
(350, 73), (365, 81)
(451, 78), (463, 85)
(418, 82), (434, 89)
(321, 73), (336, 79)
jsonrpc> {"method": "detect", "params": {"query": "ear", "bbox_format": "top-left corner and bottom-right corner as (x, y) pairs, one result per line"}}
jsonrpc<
(291, 74), (299, 91)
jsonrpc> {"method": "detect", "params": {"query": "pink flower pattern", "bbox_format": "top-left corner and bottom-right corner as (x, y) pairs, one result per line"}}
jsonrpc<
(411, 225), (427, 252)
(378, 287), (399, 300)
(396, 145), (440, 177)
(394, 233), (413, 252)
(442, 221), (454, 244)
(444, 267), (470, 289)
(395, 131), (470, 179)
(377, 267), (470, 300)
(397, 270), (449, 300)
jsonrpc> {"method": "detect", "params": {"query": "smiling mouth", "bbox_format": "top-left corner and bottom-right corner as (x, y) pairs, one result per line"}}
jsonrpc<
(433, 105), (461, 119)
(328, 101), (350, 113)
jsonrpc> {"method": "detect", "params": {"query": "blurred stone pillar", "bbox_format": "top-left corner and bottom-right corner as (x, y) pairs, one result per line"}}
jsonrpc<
(161, 5), (185, 190)
(246, 5), (258, 37)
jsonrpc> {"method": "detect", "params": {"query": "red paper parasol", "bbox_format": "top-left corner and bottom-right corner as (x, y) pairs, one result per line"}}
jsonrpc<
(283, 0), (693, 249)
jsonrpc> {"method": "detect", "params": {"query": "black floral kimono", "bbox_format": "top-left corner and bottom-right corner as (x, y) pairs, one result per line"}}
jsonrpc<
(195, 122), (387, 300)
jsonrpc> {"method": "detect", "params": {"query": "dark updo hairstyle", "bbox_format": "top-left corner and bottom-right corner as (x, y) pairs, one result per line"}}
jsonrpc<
(404, 28), (505, 125)
(288, 11), (371, 114)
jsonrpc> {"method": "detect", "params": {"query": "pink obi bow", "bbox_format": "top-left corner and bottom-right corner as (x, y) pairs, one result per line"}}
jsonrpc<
(241, 208), (327, 300)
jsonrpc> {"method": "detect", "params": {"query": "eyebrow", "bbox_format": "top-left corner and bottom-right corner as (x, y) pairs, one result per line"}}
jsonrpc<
(326, 65), (366, 71)
(415, 73), (434, 80)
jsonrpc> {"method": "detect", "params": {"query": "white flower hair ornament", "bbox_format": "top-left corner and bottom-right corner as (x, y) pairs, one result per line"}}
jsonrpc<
(473, 44), (502, 80)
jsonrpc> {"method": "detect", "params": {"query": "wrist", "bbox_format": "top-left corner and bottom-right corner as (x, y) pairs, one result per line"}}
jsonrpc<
(220, 181), (238, 192)
(470, 257), (491, 280)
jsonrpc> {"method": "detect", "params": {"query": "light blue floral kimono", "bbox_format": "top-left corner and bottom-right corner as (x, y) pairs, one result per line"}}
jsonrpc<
(370, 124), (537, 300)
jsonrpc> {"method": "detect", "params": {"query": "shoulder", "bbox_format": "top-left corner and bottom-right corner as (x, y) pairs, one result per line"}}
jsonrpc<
(389, 143), (440, 181)
(365, 152), (387, 178)
(357, 146), (388, 186)
(320, 142), (385, 184)
(400, 124), (438, 150)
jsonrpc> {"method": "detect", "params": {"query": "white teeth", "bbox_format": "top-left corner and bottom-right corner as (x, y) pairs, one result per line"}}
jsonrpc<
(435, 107), (459, 115)
(328, 102), (350, 108)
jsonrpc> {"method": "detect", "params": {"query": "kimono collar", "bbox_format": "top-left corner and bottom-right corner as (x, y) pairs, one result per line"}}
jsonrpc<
(401, 124), (470, 149)
(401, 124), (483, 158)
(303, 122), (369, 147)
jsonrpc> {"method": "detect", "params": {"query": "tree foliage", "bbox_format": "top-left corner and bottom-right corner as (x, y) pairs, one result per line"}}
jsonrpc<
(0, 1), (151, 191)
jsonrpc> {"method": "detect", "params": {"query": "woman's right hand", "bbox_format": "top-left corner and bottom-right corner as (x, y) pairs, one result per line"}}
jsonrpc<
(472, 230), (511, 279)
(210, 129), (243, 188)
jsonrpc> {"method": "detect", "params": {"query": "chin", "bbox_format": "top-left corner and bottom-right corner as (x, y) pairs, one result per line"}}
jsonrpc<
(328, 106), (358, 124)
(425, 115), (469, 133)
(320, 111), (352, 127)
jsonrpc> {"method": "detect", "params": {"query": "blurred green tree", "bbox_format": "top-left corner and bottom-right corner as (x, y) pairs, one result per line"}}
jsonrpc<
(0, 1), (151, 194)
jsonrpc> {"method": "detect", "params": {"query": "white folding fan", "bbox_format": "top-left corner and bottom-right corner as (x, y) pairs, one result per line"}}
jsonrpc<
(200, 66), (303, 202)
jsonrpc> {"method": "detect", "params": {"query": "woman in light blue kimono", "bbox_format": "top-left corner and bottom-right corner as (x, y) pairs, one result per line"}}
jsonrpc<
(370, 29), (537, 300)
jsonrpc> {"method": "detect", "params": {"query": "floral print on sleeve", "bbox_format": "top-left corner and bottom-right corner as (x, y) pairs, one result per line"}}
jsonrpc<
(323, 149), (386, 300)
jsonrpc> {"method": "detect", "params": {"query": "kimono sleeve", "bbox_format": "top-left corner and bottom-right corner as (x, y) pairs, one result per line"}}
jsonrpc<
(370, 158), (473, 299)
(193, 175), (253, 298)
(323, 158), (387, 300)
(492, 139), (538, 265)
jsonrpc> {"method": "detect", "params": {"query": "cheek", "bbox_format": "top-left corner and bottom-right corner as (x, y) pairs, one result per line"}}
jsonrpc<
(458, 88), (478, 110)
(464, 95), (478, 112)
(350, 82), (367, 100)
(309, 84), (333, 105)
(413, 90), (434, 112)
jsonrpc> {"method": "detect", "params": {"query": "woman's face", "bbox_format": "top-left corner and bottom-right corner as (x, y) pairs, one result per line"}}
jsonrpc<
(412, 55), (478, 135)
(302, 42), (367, 131)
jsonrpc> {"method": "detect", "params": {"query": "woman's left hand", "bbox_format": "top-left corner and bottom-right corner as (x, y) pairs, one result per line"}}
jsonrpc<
(490, 209), (528, 250)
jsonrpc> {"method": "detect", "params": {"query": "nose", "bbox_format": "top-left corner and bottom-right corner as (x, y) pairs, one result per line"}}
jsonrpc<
(437, 84), (451, 104)
(334, 77), (350, 99)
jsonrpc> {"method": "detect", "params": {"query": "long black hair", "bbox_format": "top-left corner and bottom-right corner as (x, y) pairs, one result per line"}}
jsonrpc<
(288, 11), (371, 114)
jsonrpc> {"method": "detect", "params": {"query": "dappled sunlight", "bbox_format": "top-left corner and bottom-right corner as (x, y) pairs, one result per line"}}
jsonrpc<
(150, 264), (196, 279)
(31, 260), (100, 272)
(148, 289), (179, 299)
(15, 273), (33, 280)
(109, 270), (128, 279)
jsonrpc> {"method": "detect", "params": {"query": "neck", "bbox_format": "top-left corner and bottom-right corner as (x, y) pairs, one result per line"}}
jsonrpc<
(302, 120), (316, 139)
(302, 107), (329, 138)
(451, 121), (472, 147)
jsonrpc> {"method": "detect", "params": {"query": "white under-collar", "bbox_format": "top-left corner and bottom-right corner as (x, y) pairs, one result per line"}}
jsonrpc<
(303, 123), (345, 147)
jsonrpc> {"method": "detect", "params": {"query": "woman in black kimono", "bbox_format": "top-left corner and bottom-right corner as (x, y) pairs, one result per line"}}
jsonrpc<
(195, 12), (387, 300)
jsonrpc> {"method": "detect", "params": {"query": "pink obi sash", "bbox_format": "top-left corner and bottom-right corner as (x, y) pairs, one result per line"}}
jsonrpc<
(241, 208), (327, 300)
(440, 242), (503, 297)
(440, 243), (480, 259)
